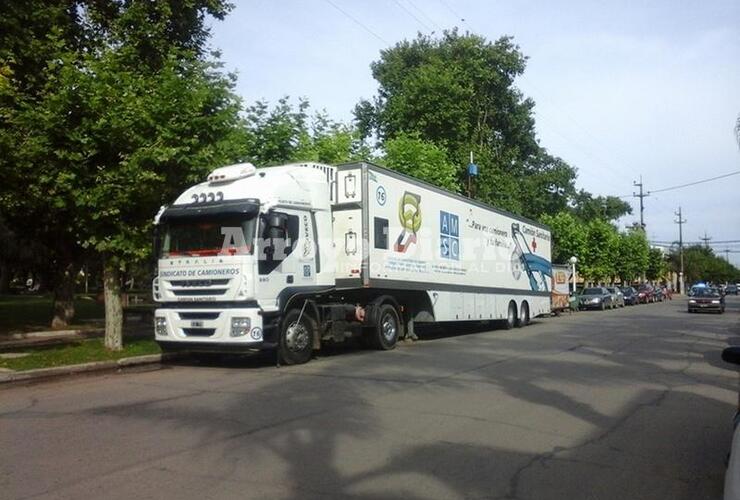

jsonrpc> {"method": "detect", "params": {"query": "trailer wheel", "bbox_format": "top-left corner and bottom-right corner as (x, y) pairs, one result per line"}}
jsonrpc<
(278, 308), (316, 365)
(371, 304), (400, 350)
(517, 302), (530, 327)
(504, 302), (517, 330)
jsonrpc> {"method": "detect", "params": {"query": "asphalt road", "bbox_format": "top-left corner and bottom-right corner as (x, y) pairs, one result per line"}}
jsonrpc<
(2, 296), (740, 500)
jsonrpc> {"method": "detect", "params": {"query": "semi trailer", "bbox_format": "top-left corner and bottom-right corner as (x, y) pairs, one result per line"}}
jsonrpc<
(153, 161), (552, 364)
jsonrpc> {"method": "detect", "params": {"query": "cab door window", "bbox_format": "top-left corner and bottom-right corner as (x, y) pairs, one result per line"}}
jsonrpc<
(258, 211), (299, 275)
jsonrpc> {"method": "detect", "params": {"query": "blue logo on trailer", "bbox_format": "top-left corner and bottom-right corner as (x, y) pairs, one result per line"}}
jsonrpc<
(440, 211), (460, 260)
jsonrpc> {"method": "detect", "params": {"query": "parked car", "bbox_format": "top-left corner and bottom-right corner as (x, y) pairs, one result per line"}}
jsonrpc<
(726, 284), (738, 295)
(687, 287), (725, 314)
(579, 287), (614, 310)
(606, 286), (625, 308)
(620, 286), (639, 305)
(637, 284), (655, 304)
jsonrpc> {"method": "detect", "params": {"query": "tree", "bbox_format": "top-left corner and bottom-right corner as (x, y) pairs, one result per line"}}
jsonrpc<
(646, 247), (668, 282)
(539, 211), (587, 265)
(615, 229), (649, 284)
(355, 30), (578, 219)
(580, 219), (619, 283)
(571, 190), (632, 222)
(1, 1), (244, 348)
(244, 99), (369, 166)
(672, 245), (739, 284)
(0, 0), (93, 325)
(379, 133), (459, 192)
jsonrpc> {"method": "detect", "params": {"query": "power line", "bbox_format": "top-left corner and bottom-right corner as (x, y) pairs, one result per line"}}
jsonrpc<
(700, 230), (712, 249)
(650, 169), (740, 194)
(391, 0), (433, 31)
(324, 0), (389, 44)
(614, 169), (740, 198)
(405, 0), (443, 31)
(437, 0), (465, 24)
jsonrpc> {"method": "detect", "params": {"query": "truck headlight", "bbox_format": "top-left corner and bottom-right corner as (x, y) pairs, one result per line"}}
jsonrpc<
(155, 316), (167, 336)
(689, 299), (696, 304)
(231, 317), (251, 337)
(711, 300), (720, 304)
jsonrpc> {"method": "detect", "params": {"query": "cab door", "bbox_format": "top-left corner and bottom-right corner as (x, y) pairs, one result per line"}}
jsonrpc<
(255, 209), (316, 311)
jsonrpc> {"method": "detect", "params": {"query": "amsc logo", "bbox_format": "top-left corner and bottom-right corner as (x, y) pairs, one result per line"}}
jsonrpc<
(440, 211), (460, 260)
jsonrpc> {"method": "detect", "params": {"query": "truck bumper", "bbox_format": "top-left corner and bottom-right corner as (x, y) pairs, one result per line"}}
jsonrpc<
(154, 306), (275, 351)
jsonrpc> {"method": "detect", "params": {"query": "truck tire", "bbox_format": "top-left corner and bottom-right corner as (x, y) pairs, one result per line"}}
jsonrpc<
(370, 304), (400, 350)
(517, 302), (530, 327)
(504, 302), (517, 329)
(278, 308), (316, 365)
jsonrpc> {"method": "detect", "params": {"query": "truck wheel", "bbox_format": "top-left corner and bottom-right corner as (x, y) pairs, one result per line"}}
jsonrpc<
(371, 304), (400, 350)
(517, 302), (530, 327)
(504, 302), (517, 329)
(278, 308), (315, 365)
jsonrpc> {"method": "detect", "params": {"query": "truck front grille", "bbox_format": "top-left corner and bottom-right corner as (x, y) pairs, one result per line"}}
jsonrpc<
(169, 279), (230, 287)
(182, 328), (216, 337)
(172, 289), (228, 296)
(178, 312), (221, 320)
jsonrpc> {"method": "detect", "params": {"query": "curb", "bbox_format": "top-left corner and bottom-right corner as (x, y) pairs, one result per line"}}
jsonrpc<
(0, 353), (179, 386)
(5, 328), (103, 340)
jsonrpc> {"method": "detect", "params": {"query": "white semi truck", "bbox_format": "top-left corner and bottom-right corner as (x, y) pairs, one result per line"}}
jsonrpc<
(153, 161), (552, 364)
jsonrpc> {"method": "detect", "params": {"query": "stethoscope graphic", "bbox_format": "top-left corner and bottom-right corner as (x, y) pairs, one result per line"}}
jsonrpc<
(511, 223), (551, 292)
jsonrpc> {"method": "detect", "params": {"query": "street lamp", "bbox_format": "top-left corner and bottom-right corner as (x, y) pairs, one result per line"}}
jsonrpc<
(569, 256), (578, 294)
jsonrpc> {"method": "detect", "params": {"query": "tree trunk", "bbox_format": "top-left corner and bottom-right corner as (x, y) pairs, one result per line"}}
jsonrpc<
(0, 261), (9, 294)
(103, 256), (123, 351)
(51, 263), (76, 329)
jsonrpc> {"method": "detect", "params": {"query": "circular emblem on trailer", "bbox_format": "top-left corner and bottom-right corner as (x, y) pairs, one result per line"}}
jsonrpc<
(376, 185), (387, 206)
(250, 327), (263, 340)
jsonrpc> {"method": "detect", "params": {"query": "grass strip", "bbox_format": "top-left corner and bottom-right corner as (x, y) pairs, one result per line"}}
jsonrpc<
(0, 338), (160, 372)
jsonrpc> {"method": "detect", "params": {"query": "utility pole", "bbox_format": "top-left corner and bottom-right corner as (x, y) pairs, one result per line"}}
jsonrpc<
(700, 230), (712, 249)
(674, 207), (686, 294)
(633, 175), (649, 229)
(724, 249), (731, 261)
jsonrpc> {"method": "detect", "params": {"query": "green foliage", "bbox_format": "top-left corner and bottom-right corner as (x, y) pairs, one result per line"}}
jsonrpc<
(1, 0), (243, 269)
(571, 190), (632, 222)
(669, 246), (740, 284)
(0, 338), (160, 372)
(581, 219), (619, 282)
(379, 133), (459, 192)
(356, 29), (577, 219)
(615, 230), (649, 283)
(539, 212), (587, 265)
(646, 247), (668, 281)
(243, 98), (370, 166)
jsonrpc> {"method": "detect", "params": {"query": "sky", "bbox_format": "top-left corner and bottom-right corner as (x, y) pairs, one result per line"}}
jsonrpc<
(208, 0), (740, 266)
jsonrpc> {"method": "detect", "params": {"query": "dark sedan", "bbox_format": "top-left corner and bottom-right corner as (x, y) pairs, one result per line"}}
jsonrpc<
(687, 287), (725, 314)
(579, 287), (613, 310)
(621, 286), (639, 305)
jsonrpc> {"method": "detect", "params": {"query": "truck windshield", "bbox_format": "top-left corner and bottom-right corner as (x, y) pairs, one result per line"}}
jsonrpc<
(158, 215), (257, 258)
